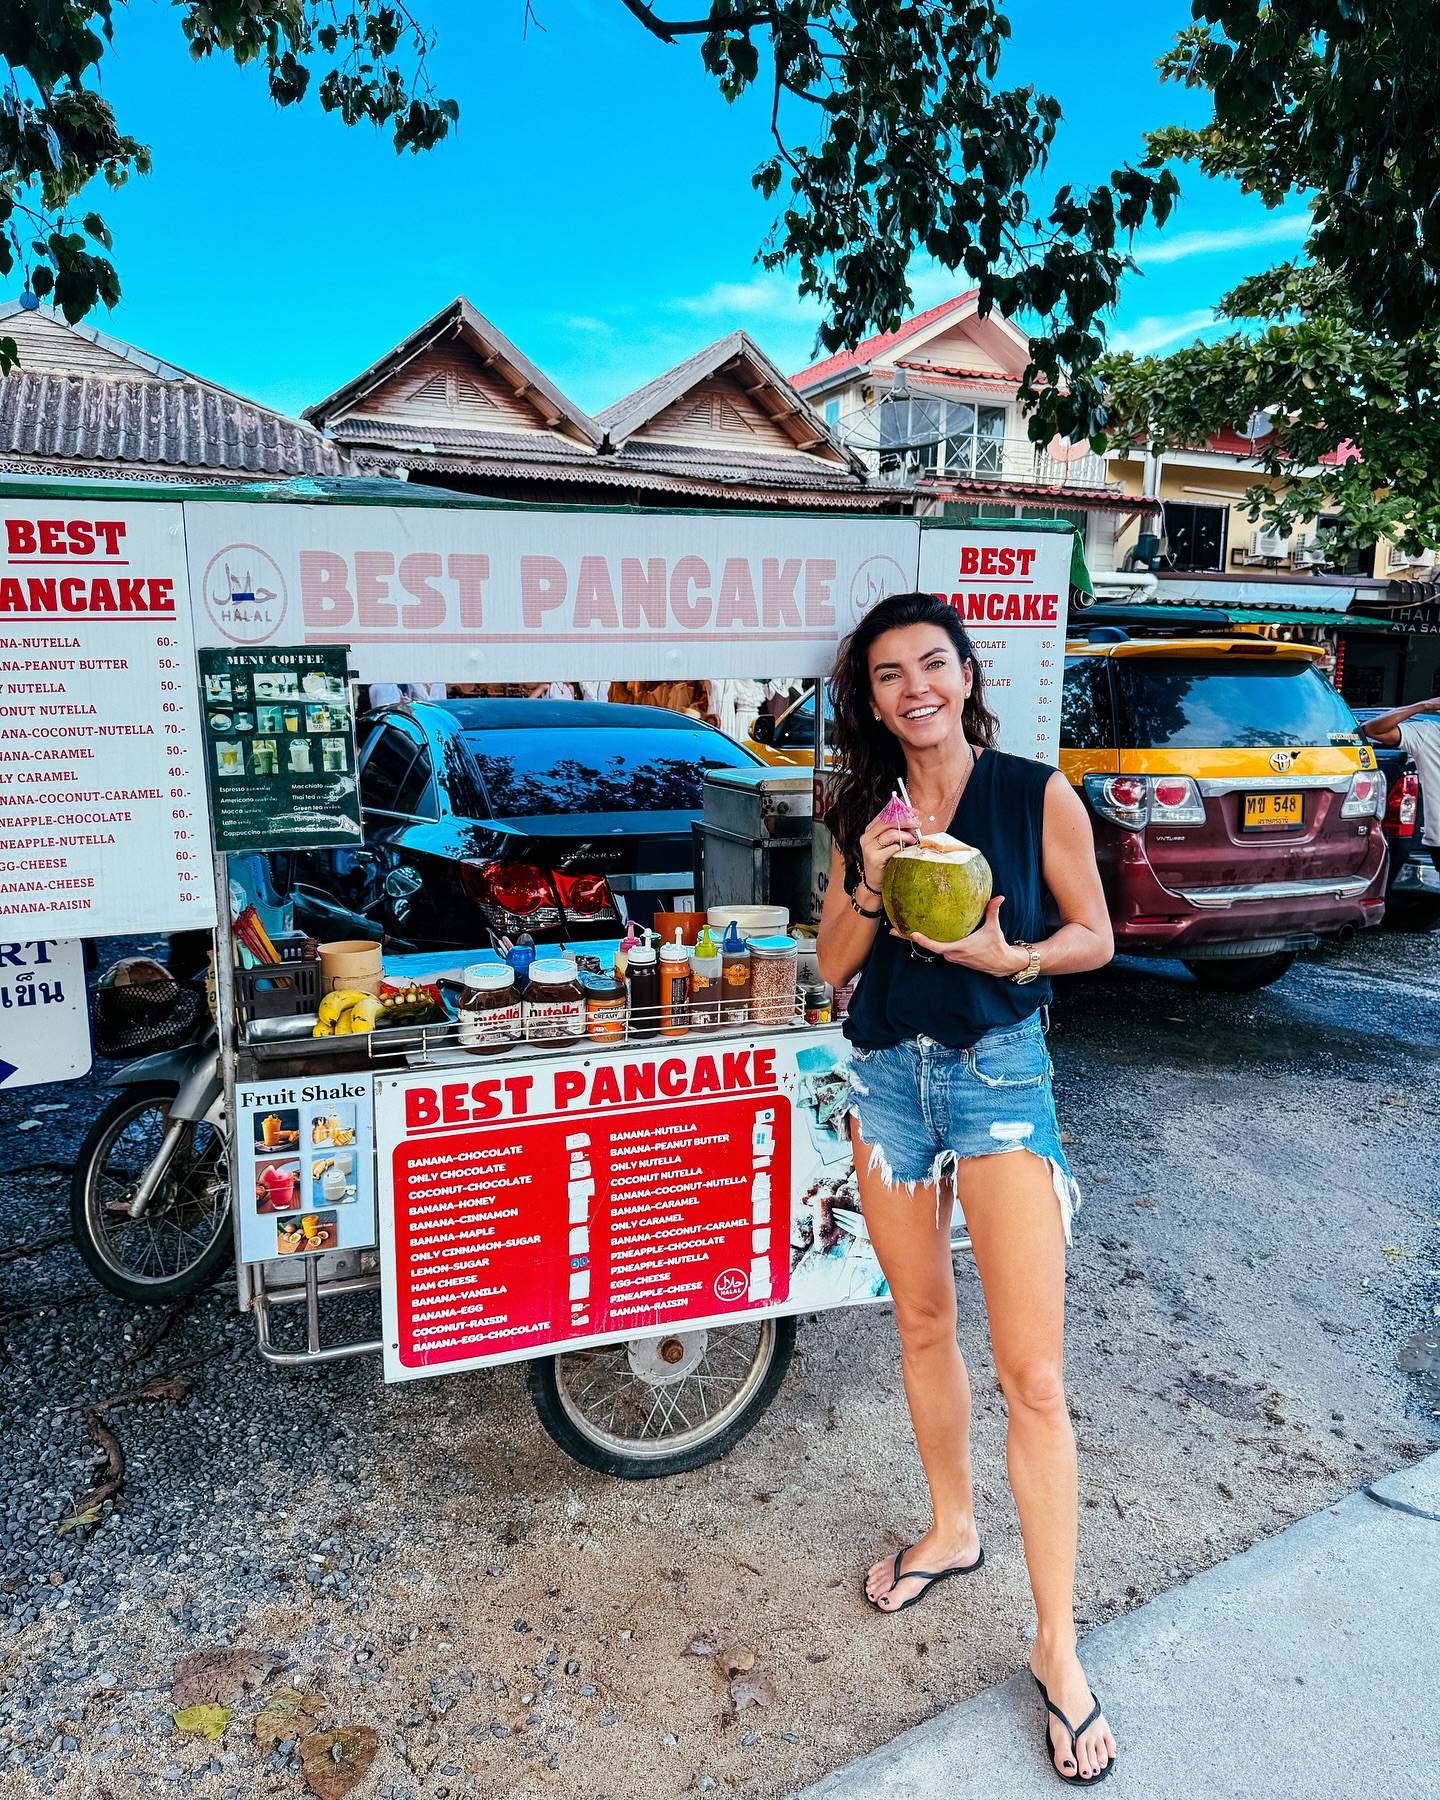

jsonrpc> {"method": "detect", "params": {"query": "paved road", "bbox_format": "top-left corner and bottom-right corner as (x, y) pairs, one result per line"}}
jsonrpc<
(800, 1450), (1440, 1799)
(0, 927), (1436, 1799)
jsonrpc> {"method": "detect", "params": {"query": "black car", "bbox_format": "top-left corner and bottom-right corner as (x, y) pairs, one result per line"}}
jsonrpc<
(1350, 707), (1440, 928)
(304, 699), (763, 949)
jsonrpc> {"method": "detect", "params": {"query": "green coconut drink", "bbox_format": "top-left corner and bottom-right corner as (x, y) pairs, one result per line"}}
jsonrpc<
(881, 833), (994, 942)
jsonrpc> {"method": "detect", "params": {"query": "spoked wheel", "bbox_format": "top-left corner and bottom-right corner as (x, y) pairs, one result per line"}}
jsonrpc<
(527, 1316), (797, 1479)
(70, 1082), (232, 1305)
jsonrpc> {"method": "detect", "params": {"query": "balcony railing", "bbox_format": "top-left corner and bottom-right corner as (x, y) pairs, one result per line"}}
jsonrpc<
(869, 436), (1114, 491)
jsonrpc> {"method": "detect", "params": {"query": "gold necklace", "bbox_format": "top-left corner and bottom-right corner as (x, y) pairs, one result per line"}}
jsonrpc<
(910, 744), (976, 823)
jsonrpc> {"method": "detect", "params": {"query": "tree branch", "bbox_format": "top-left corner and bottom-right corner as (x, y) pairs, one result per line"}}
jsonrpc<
(617, 0), (771, 43)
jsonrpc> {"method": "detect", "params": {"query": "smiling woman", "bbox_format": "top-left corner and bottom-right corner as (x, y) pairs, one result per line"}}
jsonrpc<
(815, 590), (1119, 1786)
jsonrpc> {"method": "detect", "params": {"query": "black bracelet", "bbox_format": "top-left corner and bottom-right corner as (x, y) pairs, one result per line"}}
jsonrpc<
(850, 892), (882, 920)
(859, 873), (883, 896)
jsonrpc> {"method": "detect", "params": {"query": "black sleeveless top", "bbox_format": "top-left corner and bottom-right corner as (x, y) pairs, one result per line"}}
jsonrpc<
(838, 749), (1054, 1050)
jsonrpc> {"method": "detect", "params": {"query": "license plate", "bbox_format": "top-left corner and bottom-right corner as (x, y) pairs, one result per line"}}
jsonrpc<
(1242, 792), (1304, 831)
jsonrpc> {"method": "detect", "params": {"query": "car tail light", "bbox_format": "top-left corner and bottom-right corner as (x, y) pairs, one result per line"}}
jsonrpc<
(1084, 774), (1149, 829)
(1340, 769), (1386, 819)
(1149, 775), (1207, 824)
(551, 868), (620, 925)
(1384, 770), (1418, 836)
(1084, 774), (1206, 830)
(460, 859), (562, 931)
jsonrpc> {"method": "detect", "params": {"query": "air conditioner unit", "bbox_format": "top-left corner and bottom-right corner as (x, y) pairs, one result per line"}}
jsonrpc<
(1387, 545), (1435, 572)
(1250, 528), (1291, 558)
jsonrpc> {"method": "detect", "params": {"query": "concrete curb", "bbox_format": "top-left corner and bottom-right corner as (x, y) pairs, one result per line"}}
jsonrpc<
(795, 1451), (1440, 1799)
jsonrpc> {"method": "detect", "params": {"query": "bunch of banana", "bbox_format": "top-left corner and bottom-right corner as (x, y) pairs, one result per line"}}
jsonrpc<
(313, 990), (381, 1036)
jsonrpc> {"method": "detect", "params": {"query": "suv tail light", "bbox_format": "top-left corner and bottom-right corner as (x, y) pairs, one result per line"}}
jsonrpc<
(1384, 770), (1418, 836)
(551, 868), (620, 925)
(1340, 769), (1386, 819)
(461, 860), (562, 932)
(1083, 774), (1205, 830)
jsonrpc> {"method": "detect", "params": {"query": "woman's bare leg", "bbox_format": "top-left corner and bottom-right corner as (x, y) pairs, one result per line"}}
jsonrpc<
(850, 1118), (982, 1609)
(955, 1148), (1116, 1781)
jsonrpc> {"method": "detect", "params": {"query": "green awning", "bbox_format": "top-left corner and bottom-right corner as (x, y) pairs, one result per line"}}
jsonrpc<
(1220, 606), (1410, 631)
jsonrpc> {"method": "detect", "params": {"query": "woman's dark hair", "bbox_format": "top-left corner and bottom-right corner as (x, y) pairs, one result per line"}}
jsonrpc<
(826, 591), (1000, 878)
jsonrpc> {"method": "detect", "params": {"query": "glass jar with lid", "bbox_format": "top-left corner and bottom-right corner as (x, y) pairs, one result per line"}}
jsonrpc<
(457, 963), (522, 1054)
(749, 935), (798, 1025)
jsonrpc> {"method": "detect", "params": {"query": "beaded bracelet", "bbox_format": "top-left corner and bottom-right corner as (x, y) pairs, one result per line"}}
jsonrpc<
(850, 892), (882, 920)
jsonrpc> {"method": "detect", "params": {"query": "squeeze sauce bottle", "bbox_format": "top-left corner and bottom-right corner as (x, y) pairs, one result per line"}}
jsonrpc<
(659, 930), (691, 1037)
(688, 927), (721, 1033)
(625, 938), (659, 1039)
(614, 920), (642, 980)
(720, 920), (752, 1025)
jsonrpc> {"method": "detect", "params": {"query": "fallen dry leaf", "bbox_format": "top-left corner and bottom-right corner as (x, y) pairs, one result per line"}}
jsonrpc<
(714, 1637), (756, 1677)
(298, 1725), (380, 1800)
(172, 1704), (232, 1740)
(1133, 1197), (1156, 1209)
(254, 1689), (325, 1745)
(55, 1506), (101, 1535)
(172, 1647), (284, 1710)
(1381, 1245), (1415, 1262)
(684, 1633), (719, 1657)
(729, 1670), (772, 1711)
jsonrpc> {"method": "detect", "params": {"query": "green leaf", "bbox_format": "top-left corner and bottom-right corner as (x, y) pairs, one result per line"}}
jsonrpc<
(173, 1705), (232, 1740)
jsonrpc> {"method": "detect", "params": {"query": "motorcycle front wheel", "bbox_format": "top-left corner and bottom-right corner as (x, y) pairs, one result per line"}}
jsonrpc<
(526, 1316), (796, 1479)
(70, 1082), (232, 1305)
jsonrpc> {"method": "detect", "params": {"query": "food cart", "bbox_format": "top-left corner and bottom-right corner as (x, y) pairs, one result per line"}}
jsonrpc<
(0, 476), (1074, 1476)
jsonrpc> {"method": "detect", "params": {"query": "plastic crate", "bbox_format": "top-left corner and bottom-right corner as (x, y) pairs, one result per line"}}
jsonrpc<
(233, 939), (321, 1027)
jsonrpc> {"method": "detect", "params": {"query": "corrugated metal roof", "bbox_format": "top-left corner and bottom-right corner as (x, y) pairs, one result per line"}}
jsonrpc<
(0, 371), (343, 476)
(325, 416), (596, 460)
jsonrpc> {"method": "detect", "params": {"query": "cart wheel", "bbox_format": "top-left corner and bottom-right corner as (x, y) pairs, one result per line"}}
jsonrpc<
(527, 1316), (797, 1479)
(70, 1083), (232, 1305)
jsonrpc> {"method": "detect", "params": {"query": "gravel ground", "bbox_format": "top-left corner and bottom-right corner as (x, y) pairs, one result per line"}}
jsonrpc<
(1, 927), (1437, 1800)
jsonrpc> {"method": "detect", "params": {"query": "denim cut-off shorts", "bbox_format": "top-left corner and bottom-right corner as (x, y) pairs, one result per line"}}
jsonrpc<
(840, 1013), (1080, 1241)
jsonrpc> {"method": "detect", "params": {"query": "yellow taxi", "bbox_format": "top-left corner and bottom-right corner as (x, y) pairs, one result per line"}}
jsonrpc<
(1062, 632), (1386, 988)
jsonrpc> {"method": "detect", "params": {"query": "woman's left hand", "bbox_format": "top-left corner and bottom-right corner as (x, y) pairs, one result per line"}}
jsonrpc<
(910, 897), (1027, 976)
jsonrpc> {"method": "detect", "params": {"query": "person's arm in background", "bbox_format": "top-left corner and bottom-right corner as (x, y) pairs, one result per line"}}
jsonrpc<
(1361, 695), (1440, 747)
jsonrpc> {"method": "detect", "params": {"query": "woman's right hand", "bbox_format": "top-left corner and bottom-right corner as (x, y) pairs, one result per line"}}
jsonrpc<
(858, 805), (916, 896)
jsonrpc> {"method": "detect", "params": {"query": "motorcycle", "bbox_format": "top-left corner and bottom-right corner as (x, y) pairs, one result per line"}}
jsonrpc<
(71, 879), (413, 1308)
(70, 1009), (230, 1307)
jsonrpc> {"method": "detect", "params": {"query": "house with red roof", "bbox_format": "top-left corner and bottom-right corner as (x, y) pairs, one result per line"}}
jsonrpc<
(789, 291), (1153, 574)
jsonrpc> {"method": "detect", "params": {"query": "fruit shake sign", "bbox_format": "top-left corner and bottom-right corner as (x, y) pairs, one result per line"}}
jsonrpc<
(0, 502), (215, 935)
(183, 501), (920, 684)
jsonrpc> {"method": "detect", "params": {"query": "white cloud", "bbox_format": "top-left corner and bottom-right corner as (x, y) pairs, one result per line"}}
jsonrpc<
(1109, 310), (1219, 355)
(672, 275), (819, 320)
(1137, 212), (1310, 267)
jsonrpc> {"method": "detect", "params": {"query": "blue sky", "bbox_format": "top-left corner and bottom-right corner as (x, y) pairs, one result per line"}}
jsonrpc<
(64, 0), (1309, 420)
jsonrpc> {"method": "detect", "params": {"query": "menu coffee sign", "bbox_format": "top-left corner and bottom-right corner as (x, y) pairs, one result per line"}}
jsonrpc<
(374, 1028), (890, 1381)
(0, 501), (215, 933)
(196, 644), (361, 853)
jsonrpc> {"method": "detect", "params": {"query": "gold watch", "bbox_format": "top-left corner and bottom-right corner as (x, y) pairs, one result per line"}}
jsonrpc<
(1011, 942), (1043, 985)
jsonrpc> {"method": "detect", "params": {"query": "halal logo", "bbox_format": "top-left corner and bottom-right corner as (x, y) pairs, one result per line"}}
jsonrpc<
(847, 554), (911, 624)
(713, 1268), (748, 1303)
(201, 542), (288, 645)
(1269, 750), (1298, 773)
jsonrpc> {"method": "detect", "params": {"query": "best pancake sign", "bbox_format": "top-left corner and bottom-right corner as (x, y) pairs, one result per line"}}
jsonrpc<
(0, 503), (215, 934)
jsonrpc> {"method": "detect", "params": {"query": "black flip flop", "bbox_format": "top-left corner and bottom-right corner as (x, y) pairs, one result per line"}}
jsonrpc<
(1032, 1674), (1114, 1785)
(865, 1542), (985, 1614)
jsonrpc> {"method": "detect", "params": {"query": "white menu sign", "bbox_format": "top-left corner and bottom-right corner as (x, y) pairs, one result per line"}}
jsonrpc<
(0, 501), (215, 933)
(915, 525), (1071, 764)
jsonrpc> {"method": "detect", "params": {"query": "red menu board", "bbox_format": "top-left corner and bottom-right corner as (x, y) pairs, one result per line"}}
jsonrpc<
(377, 1043), (793, 1376)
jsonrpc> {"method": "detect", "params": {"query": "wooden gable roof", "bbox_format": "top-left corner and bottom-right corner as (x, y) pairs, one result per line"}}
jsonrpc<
(597, 331), (859, 471)
(303, 298), (601, 450)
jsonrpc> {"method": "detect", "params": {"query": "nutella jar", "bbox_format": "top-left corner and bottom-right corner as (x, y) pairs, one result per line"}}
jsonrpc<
(524, 958), (585, 1043)
(457, 963), (522, 1054)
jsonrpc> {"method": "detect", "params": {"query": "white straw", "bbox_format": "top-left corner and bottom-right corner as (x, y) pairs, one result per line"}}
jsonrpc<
(896, 776), (914, 811)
